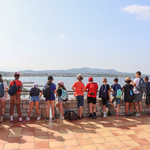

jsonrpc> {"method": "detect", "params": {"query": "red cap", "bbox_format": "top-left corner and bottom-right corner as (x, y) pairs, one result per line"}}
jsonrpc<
(88, 77), (93, 81)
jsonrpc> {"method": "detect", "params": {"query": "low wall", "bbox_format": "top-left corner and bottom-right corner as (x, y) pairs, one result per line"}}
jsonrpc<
(3, 97), (149, 118)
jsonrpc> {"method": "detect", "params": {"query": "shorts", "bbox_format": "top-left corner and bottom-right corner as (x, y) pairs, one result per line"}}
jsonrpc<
(76, 96), (84, 107)
(10, 93), (21, 104)
(102, 98), (109, 105)
(88, 97), (96, 104)
(45, 93), (55, 101)
(58, 97), (62, 103)
(124, 96), (133, 103)
(134, 93), (143, 102)
(0, 97), (6, 102)
(30, 96), (40, 103)
(112, 97), (121, 105)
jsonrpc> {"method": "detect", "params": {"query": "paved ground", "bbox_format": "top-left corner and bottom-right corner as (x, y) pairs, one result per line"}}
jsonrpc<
(0, 115), (150, 150)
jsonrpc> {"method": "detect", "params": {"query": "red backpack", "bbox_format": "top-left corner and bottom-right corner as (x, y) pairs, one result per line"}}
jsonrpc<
(89, 83), (96, 95)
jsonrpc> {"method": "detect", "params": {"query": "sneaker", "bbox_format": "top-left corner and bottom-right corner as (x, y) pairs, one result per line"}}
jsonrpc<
(1, 115), (4, 122)
(116, 113), (119, 117)
(79, 116), (83, 119)
(129, 113), (132, 116)
(103, 113), (107, 118)
(46, 118), (49, 121)
(19, 120), (26, 124)
(89, 114), (93, 119)
(52, 118), (56, 121)
(78, 116), (80, 119)
(26, 117), (30, 121)
(10, 120), (13, 123)
(135, 113), (141, 117)
(93, 113), (97, 119)
(59, 115), (64, 120)
(37, 116), (41, 121)
(126, 114), (129, 117)
(114, 108), (117, 112)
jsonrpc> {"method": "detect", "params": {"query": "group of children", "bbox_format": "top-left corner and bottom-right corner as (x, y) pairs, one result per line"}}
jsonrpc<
(0, 71), (149, 123)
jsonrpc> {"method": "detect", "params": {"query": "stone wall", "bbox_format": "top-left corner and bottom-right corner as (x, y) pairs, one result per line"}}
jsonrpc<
(3, 97), (149, 118)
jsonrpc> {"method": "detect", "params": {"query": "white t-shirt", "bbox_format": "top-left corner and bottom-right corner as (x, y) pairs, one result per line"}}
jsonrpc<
(1, 81), (8, 98)
(134, 78), (140, 94)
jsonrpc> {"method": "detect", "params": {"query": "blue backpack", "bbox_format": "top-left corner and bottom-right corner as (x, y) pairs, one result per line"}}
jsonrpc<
(114, 84), (122, 98)
(61, 88), (68, 101)
(0, 82), (4, 98)
(99, 84), (108, 99)
(8, 81), (18, 96)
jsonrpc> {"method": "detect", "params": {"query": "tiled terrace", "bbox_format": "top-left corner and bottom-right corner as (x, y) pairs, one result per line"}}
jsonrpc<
(0, 116), (150, 150)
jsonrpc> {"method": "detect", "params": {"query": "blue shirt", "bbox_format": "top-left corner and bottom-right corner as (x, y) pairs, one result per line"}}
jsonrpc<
(44, 83), (56, 100)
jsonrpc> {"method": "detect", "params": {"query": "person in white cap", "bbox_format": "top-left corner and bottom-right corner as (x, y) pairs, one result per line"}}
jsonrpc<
(26, 83), (43, 121)
(9, 71), (25, 123)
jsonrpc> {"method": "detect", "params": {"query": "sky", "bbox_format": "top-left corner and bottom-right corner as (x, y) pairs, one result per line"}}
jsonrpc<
(0, 0), (150, 74)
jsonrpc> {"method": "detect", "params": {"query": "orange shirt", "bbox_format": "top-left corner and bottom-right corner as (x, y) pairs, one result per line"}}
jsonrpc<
(10, 80), (23, 94)
(72, 81), (85, 97)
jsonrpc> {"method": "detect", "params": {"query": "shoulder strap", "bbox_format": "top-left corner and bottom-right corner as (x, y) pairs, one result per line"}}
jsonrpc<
(13, 80), (16, 85)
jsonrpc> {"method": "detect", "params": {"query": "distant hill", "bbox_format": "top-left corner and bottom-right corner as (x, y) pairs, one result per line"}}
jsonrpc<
(19, 67), (134, 75)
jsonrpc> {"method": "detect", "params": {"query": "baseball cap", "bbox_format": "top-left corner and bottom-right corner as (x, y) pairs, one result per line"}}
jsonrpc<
(88, 77), (93, 81)
(33, 83), (38, 88)
(14, 71), (20, 76)
(106, 100), (111, 108)
(57, 81), (64, 85)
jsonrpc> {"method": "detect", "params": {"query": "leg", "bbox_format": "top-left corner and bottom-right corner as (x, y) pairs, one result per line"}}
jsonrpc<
(56, 103), (60, 111)
(129, 103), (133, 113)
(110, 97), (115, 109)
(46, 101), (50, 118)
(79, 106), (83, 118)
(134, 102), (139, 113)
(16, 103), (22, 118)
(10, 103), (14, 116)
(28, 102), (34, 117)
(117, 104), (120, 114)
(0, 101), (1, 117)
(50, 101), (55, 118)
(59, 102), (64, 117)
(89, 103), (92, 114)
(125, 102), (129, 114)
(139, 101), (142, 114)
(92, 104), (96, 112)
(103, 105), (106, 113)
(1, 101), (5, 116)
(35, 101), (40, 117)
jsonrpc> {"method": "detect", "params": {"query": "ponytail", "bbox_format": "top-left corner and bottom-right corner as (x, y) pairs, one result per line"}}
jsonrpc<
(47, 79), (52, 85)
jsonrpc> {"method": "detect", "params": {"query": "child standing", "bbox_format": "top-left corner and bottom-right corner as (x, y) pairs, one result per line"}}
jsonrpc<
(9, 72), (25, 123)
(56, 81), (67, 120)
(110, 78), (122, 117)
(144, 76), (150, 114)
(26, 83), (42, 121)
(86, 77), (98, 119)
(99, 78), (110, 118)
(122, 77), (134, 117)
(72, 74), (86, 119)
(0, 74), (8, 122)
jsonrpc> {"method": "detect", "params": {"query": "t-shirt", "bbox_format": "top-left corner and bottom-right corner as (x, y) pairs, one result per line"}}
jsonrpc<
(101, 84), (110, 100)
(86, 82), (98, 98)
(10, 80), (23, 94)
(134, 78), (140, 94)
(72, 81), (85, 97)
(123, 84), (134, 97)
(1, 81), (8, 98)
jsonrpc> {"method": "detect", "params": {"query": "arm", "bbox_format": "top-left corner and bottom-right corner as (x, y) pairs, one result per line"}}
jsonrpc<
(108, 90), (111, 101)
(72, 86), (75, 91)
(53, 90), (56, 93)
(6, 88), (8, 99)
(39, 91), (43, 98)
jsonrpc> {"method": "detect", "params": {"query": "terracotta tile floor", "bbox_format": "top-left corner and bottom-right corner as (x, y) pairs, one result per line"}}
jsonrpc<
(1, 115), (150, 150)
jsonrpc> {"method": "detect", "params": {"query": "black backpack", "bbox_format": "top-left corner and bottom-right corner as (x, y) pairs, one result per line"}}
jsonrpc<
(30, 88), (39, 96)
(126, 85), (135, 102)
(0, 81), (4, 98)
(65, 110), (78, 121)
(146, 82), (150, 96)
(8, 81), (18, 96)
(42, 84), (51, 98)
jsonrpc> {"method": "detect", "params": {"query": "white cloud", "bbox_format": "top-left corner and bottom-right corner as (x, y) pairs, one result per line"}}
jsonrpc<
(121, 4), (150, 21)
(60, 35), (65, 39)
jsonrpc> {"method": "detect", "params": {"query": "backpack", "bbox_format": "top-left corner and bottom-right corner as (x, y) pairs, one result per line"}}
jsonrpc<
(30, 88), (39, 96)
(42, 84), (51, 98)
(0, 82), (4, 98)
(146, 82), (150, 96)
(136, 78), (147, 93)
(61, 88), (68, 101)
(89, 83), (96, 96)
(114, 84), (122, 98)
(65, 110), (78, 121)
(8, 81), (18, 96)
(126, 85), (135, 102)
(99, 84), (108, 99)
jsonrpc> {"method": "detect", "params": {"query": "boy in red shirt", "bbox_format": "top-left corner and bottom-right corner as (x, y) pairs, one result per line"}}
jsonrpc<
(72, 74), (86, 119)
(86, 77), (98, 119)
(9, 72), (25, 123)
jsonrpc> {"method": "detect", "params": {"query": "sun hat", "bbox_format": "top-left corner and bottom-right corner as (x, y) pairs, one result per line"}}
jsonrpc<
(33, 83), (38, 88)
(57, 81), (64, 85)
(88, 77), (93, 81)
(14, 71), (20, 76)
(125, 77), (131, 82)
